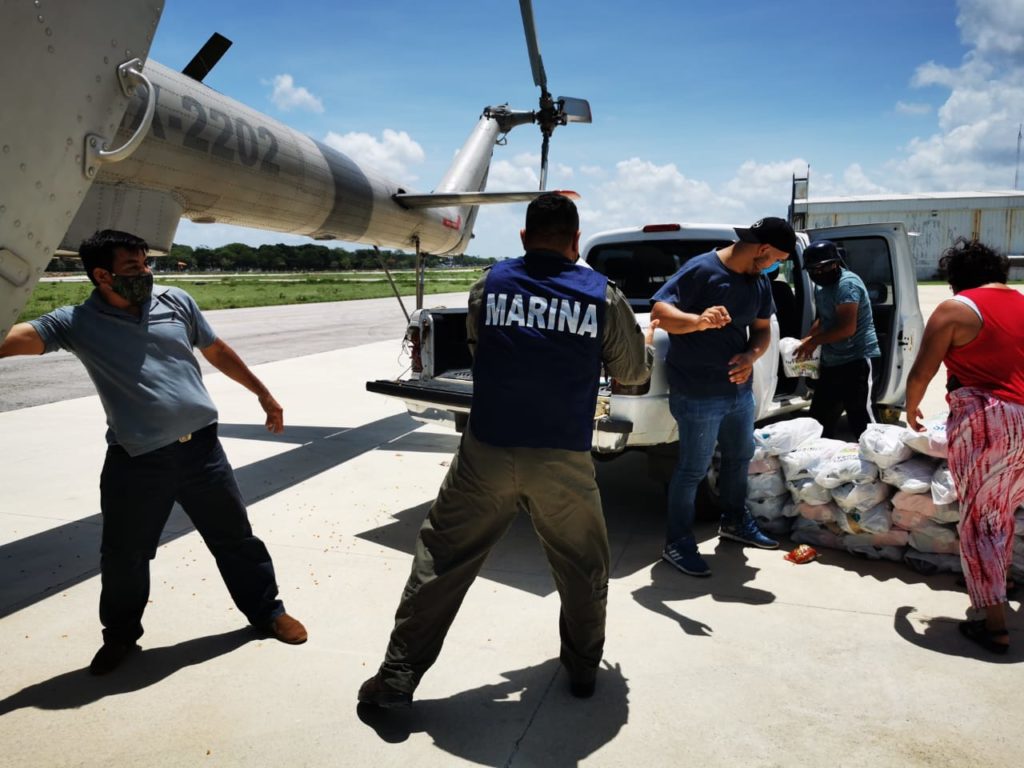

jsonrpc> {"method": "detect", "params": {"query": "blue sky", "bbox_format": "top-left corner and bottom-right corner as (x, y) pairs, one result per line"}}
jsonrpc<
(150, 0), (1024, 259)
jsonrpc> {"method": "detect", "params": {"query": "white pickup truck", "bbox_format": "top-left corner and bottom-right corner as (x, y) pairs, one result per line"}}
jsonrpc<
(367, 221), (924, 475)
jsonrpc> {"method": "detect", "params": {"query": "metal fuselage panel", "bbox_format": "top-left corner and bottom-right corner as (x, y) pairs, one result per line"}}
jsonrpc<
(97, 61), (476, 254)
(0, 0), (162, 337)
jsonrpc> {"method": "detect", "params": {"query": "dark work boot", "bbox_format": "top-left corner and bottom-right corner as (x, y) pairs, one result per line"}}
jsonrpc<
(357, 673), (413, 708)
(89, 641), (141, 675)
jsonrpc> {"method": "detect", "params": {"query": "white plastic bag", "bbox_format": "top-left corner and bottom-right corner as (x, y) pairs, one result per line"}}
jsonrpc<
(786, 478), (833, 505)
(753, 417), (824, 456)
(779, 337), (820, 379)
(931, 462), (958, 505)
(930, 501), (961, 525)
(813, 443), (878, 488)
(798, 500), (840, 523)
(747, 494), (789, 521)
(901, 414), (949, 459)
(747, 470), (786, 499)
(892, 505), (931, 532)
(831, 480), (891, 513)
(753, 315), (780, 421)
(748, 454), (782, 475)
(836, 500), (893, 534)
(779, 438), (847, 481)
(892, 490), (939, 519)
(880, 456), (939, 494)
(833, 509), (862, 535)
(908, 522), (960, 554)
(859, 424), (914, 469)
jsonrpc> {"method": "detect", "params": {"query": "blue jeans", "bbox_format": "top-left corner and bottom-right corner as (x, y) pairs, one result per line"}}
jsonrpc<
(98, 424), (284, 644)
(666, 389), (755, 543)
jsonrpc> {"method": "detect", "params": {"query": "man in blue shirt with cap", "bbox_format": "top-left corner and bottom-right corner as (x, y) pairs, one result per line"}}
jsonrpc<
(651, 217), (795, 577)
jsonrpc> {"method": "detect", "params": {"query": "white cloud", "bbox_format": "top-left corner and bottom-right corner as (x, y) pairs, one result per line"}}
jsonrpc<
(956, 0), (1024, 58)
(486, 158), (540, 190)
(577, 158), (746, 230)
(840, 164), (892, 195)
(895, 101), (932, 116)
(892, 0), (1024, 190)
(323, 129), (425, 182)
(268, 74), (324, 114)
(722, 159), (808, 207)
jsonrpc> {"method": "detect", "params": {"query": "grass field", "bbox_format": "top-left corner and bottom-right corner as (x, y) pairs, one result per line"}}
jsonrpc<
(19, 272), (1023, 323)
(17, 270), (483, 322)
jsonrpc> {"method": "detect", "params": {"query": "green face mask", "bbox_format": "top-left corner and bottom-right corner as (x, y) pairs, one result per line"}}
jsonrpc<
(111, 272), (154, 305)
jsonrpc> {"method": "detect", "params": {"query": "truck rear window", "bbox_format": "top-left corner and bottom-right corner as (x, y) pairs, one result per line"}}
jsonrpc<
(587, 239), (733, 302)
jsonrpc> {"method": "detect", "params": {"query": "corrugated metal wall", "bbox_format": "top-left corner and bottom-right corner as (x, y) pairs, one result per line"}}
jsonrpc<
(798, 196), (1024, 280)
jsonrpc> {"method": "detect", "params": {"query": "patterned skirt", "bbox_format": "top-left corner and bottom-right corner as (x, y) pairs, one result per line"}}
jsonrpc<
(947, 387), (1024, 609)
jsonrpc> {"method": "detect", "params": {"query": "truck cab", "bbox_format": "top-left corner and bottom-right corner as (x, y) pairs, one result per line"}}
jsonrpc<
(582, 220), (922, 452)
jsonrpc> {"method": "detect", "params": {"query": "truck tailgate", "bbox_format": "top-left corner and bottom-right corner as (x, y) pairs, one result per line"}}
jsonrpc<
(366, 378), (473, 411)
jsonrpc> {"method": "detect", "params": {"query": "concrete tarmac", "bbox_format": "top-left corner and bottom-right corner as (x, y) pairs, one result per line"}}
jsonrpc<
(1, 288), (1020, 767)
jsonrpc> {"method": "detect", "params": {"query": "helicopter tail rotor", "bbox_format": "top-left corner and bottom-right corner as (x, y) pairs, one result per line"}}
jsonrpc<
(518, 0), (590, 190)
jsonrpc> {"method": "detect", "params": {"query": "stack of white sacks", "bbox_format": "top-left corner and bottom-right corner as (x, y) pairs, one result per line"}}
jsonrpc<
(723, 415), (978, 573)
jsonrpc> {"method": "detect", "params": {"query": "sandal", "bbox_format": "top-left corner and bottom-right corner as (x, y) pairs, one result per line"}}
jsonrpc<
(958, 620), (1010, 655)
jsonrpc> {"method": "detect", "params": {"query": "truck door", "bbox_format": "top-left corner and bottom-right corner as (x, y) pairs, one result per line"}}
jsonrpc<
(803, 223), (924, 411)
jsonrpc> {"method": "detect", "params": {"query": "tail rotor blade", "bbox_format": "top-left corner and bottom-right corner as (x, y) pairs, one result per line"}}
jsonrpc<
(558, 96), (592, 124)
(519, 0), (548, 94)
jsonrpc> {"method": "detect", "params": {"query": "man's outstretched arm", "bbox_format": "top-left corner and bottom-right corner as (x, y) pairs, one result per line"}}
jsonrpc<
(0, 323), (45, 358)
(200, 338), (284, 433)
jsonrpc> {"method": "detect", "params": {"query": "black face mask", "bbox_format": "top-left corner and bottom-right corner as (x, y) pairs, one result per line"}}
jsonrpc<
(808, 265), (841, 286)
(111, 272), (154, 304)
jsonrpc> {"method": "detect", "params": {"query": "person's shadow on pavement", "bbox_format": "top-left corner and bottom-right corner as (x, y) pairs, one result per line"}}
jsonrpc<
(0, 628), (256, 715)
(893, 605), (1024, 663)
(631, 566), (714, 636)
(356, 658), (629, 767)
(631, 529), (776, 635)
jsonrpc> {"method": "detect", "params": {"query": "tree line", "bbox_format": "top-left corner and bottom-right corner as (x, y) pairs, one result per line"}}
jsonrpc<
(48, 243), (497, 273)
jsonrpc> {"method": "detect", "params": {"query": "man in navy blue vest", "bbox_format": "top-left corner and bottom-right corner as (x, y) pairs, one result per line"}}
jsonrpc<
(359, 193), (656, 707)
(651, 217), (795, 577)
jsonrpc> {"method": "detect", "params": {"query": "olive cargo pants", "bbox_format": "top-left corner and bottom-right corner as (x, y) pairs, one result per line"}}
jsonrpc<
(379, 427), (610, 693)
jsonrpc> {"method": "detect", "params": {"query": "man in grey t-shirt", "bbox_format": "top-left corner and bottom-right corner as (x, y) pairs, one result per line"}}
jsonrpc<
(796, 240), (881, 439)
(0, 230), (307, 674)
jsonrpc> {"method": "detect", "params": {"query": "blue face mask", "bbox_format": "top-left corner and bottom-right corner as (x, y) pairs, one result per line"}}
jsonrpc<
(762, 262), (781, 277)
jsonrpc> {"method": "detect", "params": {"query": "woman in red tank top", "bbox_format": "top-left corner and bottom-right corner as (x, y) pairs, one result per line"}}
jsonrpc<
(906, 239), (1024, 655)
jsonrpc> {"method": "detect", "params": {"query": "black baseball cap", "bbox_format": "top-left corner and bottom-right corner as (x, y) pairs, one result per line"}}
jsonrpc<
(803, 240), (844, 269)
(734, 217), (797, 255)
